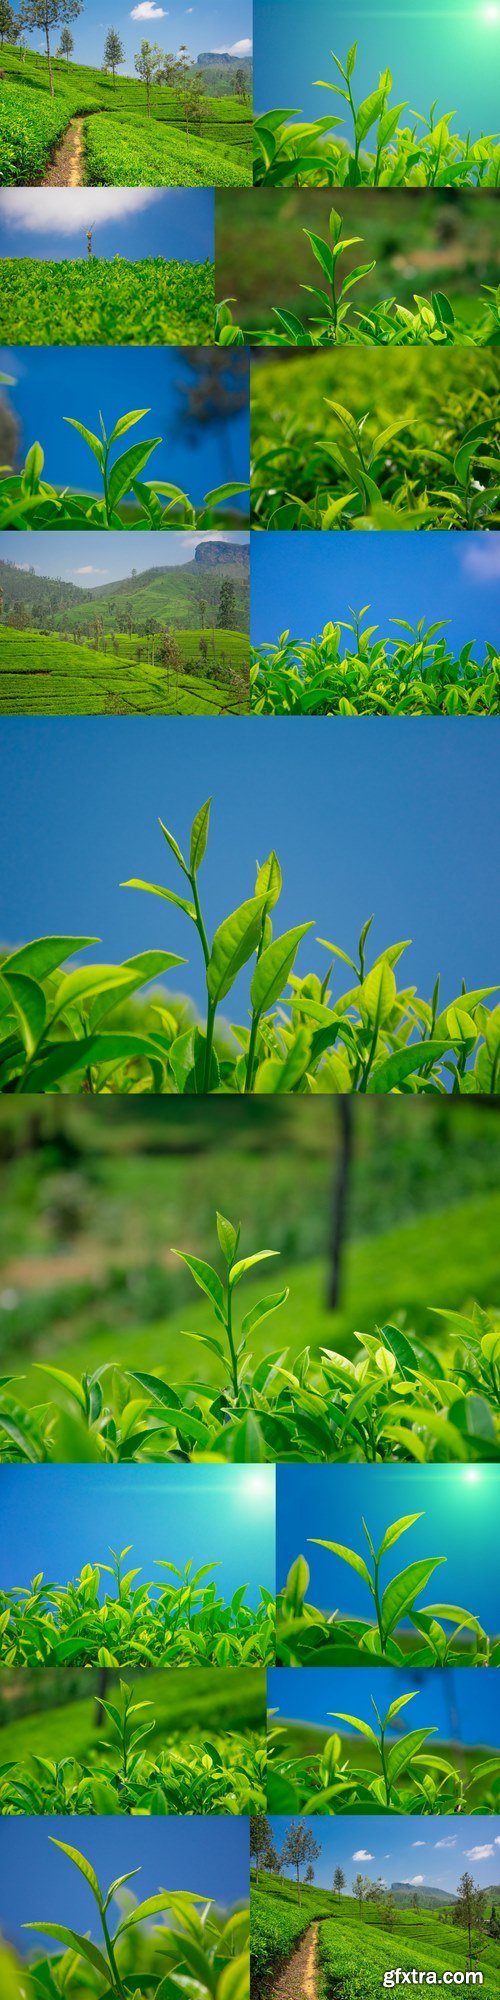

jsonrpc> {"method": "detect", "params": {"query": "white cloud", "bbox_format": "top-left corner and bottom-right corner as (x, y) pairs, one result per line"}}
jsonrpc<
(495, 1838), (500, 1848)
(462, 541), (500, 581)
(403, 1877), (425, 1887)
(73, 566), (110, 575)
(352, 1850), (374, 1862)
(131, 2), (167, 15)
(465, 1845), (495, 1862)
(412, 1843), (426, 1849)
(212, 39), (252, 55)
(435, 1838), (457, 1850)
(0, 189), (164, 236)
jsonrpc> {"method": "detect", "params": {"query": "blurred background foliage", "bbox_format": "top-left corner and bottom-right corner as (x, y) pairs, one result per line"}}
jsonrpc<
(0, 1100), (499, 1394)
(216, 188), (500, 330)
(0, 1663), (265, 1757)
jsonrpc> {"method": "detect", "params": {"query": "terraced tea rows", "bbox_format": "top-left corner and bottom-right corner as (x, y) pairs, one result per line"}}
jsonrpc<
(0, 43), (251, 187)
(318, 1908), (500, 1999)
(0, 628), (249, 714)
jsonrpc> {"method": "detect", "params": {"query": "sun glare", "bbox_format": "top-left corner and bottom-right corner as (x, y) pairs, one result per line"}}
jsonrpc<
(483, 2), (500, 20)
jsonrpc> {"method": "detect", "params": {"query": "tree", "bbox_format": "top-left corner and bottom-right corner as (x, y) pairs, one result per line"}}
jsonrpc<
(181, 68), (205, 142)
(0, 585), (3, 621)
(134, 39), (163, 116)
(352, 1874), (369, 1917)
(453, 1873), (487, 1972)
(0, 1), (17, 42)
(233, 64), (246, 100)
(333, 1867), (345, 1900)
(19, 0), (82, 94)
(158, 630), (182, 707)
(217, 577), (236, 629)
(103, 26), (123, 85)
(56, 23), (72, 58)
(281, 1823), (321, 1905)
(250, 1817), (277, 1886)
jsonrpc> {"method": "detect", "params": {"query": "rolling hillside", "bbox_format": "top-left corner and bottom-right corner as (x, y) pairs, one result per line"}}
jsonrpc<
(251, 1874), (500, 2000)
(0, 542), (249, 633)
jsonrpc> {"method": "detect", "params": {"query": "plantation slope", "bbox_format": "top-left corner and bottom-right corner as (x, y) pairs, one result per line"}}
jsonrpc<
(0, 257), (215, 346)
(318, 1906), (500, 1999)
(0, 628), (249, 714)
(0, 44), (252, 187)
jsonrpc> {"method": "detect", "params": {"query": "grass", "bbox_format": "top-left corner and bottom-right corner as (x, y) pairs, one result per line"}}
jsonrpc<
(0, 42), (252, 187)
(0, 627), (249, 715)
(0, 257), (215, 346)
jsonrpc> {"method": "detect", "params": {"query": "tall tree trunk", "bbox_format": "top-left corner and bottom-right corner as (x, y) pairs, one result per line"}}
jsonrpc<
(327, 1099), (353, 1309)
(45, 20), (54, 95)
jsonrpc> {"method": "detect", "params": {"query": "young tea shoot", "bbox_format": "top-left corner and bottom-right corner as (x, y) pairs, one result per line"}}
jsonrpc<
(253, 42), (500, 188)
(277, 1511), (498, 1666)
(0, 388), (248, 532)
(1, 798), (499, 1095)
(217, 208), (500, 348)
(267, 1689), (500, 1815)
(20, 1835), (250, 2000)
(1, 1235), (499, 1465)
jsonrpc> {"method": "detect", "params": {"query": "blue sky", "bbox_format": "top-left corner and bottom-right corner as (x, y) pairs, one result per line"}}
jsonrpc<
(277, 1464), (500, 1635)
(0, 527), (248, 584)
(0, 1464), (275, 1603)
(0, 348), (249, 502)
(20, 2), (252, 78)
(253, 0), (500, 129)
(264, 1815), (500, 1895)
(0, 719), (498, 1016)
(0, 189), (213, 263)
(268, 1667), (500, 1748)
(0, 1816), (249, 1953)
(251, 534), (500, 656)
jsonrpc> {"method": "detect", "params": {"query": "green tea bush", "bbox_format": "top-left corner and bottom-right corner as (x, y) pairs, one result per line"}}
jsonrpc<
(0, 1677), (265, 1814)
(317, 1911), (500, 2000)
(1, 800), (498, 1094)
(0, 392), (248, 532)
(277, 1512), (499, 1667)
(267, 1687), (500, 1814)
(0, 85), (81, 184)
(85, 114), (249, 188)
(251, 1886), (311, 1995)
(1, 1219), (499, 1463)
(254, 41), (500, 188)
(0, 1545), (274, 1668)
(250, 348), (500, 530)
(251, 614), (500, 715)
(217, 206), (500, 348)
(18, 1834), (250, 2000)
(0, 259), (215, 347)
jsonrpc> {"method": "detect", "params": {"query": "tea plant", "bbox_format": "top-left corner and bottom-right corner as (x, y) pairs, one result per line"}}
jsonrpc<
(251, 613), (500, 715)
(276, 1511), (499, 1666)
(316, 1907), (500, 2000)
(1, 1226), (499, 1463)
(217, 207), (500, 348)
(267, 1689), (500, 1814)
(20, 1835), (250, 2000)
(0, 395), (248, 531)
(251, 346), (500, 531)
(0, 257), (215, 347)
(0, 1545), (275, 1668)
(0, 41), (251, 187)
(1, 799), (499, 1093)
(253, 42), (500, 188)
(0, 1678), (265, 1814)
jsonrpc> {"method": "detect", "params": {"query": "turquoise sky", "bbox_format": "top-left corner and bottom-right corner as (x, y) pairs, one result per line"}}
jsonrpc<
(254, 0), (500, 131)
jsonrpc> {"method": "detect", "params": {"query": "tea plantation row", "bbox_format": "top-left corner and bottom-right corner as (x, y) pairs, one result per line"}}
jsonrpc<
(0, 44), (251, 186)
(0, 257), (215, 346)
(0, 628), (249, 714)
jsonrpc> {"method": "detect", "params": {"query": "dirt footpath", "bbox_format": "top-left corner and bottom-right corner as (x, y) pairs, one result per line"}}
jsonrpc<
(42, 116), (85, 185)
(273, 1923), (319, 2000)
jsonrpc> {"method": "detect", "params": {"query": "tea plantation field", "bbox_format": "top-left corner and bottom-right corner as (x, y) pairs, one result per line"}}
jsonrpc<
(0, 257), (215, 346)
(318, 1907), (500, 1999)
(0, 44), (251, 187)
(0, 626), (249, 713)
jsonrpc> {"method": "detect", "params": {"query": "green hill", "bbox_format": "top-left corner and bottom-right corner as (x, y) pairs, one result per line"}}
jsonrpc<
(0, 42), (251, 188)
(252, 1876), (500, 2000)
(0, 543), (249, 632)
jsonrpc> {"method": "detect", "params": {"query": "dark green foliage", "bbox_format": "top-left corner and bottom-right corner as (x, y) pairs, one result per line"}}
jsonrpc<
(251, 615), (500, 715)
